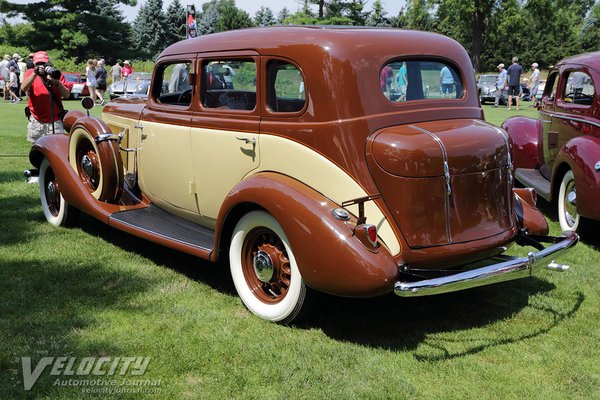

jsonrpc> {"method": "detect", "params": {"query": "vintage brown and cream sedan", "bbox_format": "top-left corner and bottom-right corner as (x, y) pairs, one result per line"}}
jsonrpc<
(503, 51), (600, 232)
(29, 27), (577, 323)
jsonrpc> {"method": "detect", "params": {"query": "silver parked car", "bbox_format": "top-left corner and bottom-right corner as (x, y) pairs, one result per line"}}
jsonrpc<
(108, 72), (152, 99)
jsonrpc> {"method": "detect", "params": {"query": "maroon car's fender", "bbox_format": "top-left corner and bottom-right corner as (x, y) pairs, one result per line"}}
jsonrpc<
(553, 135), (600, 220)
(29, 134), (125, 223)
(214, 172), (399, 297)
(502, 116), (541, 169)
(513, 188), (549, 235)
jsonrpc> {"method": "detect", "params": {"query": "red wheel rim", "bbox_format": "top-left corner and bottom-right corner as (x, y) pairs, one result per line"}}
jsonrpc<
(241, 227), (292, 304)
(75, 139), (100, 193)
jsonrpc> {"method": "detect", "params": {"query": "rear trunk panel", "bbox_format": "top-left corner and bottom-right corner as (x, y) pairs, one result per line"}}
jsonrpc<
(366, 119), (515, 248)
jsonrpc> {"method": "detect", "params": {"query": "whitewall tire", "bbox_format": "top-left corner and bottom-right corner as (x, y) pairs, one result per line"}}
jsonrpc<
(39, 158), (79, 227)
(558, 169), (579, 232)
(229, 210), (307, 324)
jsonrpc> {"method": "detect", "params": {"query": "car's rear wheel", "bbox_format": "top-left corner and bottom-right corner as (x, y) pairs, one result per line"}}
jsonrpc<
(69, 127), (123, 202)
(229, 210), (308, 324)
(558, 169), (579, 231)
(39, 158), (79, 227)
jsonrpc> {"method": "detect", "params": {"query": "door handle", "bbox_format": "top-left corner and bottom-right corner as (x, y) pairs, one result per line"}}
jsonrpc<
(236, 137), (256, 145)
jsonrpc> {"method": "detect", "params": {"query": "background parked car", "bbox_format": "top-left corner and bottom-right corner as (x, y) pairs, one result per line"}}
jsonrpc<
(62, 72), (89, 100)
(477, 74), (499, 104)
(108, 72), (152, 99)
(503, 51), (600, 232)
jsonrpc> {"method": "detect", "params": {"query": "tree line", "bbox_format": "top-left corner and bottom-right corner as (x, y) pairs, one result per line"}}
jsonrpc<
(0, 0), (598, 72)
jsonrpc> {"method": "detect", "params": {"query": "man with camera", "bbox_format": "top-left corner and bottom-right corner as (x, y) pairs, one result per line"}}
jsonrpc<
(21, 51), (69, 144)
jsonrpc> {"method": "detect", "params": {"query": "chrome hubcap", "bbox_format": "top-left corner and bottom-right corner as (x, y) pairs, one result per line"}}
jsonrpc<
(81, 155), (94, 178)
(253, 250), (274, 283)
(46, 181), (57, 203)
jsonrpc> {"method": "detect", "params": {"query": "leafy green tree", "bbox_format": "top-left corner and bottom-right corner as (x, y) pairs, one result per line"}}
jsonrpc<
(198, 4), (220, 35)
(197, 0), (253, 34)
(402, 0), (434, 31)
(255, 6), (276, 26)
(277, 7), (291, 23)
(165, 0), (186, 45)
(132, 0), (167, 59)
(283, 12), (319, 25)
(310, 0), (326, 18)
(580, 2), (600, 53)
(0, 0), (136, 61)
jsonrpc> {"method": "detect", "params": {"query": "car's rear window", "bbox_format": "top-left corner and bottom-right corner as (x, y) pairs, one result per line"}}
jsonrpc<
(381, 60), (463, 102)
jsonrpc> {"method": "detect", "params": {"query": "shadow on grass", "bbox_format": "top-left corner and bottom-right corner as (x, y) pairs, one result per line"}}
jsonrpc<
(0, 258), (160, 398)
(75, 215), (583, 360)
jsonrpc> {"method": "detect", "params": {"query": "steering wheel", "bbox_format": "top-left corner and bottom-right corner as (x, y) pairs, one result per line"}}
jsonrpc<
(177, 89), (192, 104)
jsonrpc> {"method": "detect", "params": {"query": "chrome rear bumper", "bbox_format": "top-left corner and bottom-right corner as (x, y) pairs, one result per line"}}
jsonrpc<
(394, 231), (578, 297)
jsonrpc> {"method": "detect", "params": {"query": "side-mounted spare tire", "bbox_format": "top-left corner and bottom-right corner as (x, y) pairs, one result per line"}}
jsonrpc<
(67, 116), (123, 203)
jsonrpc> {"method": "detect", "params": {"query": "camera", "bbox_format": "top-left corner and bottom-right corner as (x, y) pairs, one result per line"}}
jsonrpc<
(44, 66), (61, 80)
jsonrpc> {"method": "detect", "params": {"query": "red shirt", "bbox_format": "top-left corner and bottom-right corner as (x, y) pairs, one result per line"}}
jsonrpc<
(122, 65), (133, 78)
(25, 68), (64, 123)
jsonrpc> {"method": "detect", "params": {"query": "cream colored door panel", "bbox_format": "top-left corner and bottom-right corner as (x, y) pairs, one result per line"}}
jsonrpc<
(138, 120), (198, 213)
(190, 128), (259, 218)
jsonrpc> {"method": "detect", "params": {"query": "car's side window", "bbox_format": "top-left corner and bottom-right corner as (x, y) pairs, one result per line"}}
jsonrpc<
(201, 60), (256, 110)
(563, 70), (594, 106)
(382, 60), (463, 102)
(544, 71), (559, 101)
(267, 60), (306, 113)
(154, 61), (194, 106)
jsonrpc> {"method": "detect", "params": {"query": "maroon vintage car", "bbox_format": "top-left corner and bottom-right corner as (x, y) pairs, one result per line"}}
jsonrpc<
(28, 27), (577, 323)
(503, 51), (600, 232)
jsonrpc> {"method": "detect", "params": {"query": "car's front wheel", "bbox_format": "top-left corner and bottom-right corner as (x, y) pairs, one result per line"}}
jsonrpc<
(558, 169), (579, 231)
(229, 210), (308, 324)
(39, 158), (79, 227)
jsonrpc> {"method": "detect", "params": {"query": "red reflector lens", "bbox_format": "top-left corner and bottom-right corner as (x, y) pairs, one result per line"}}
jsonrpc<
(367, 225), (377, 245)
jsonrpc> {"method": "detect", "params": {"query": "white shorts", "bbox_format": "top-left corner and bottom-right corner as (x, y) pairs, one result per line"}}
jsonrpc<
(27, 118), (64, 143)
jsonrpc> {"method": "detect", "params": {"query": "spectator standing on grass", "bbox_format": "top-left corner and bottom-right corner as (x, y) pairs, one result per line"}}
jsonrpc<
(21, 51), (69, 142)
(122, 60), (133, 79)
(9, 54), (21, 100)
(86, 59), (98, 103)
(9, 66), (20, 103)
(506, 56), (523, 111)
(440, 65), (454, 98)
(493, 63), (507, 107)
(110, 61), (122, 84)
(95, 59), (107, 105)
(529, 62), (540, 108)
(1, 55), (10, 100)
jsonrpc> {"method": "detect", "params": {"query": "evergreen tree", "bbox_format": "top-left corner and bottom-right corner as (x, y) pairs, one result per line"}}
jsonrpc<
(347, 0), (370, 26)
(198, 4), (220, 35)
(0, 0), (135, 61)
(165, 0), (186, 45)
(366, 0), (389, 27)
(132, 0), (167, 59)
(255, 6), (276, 26)
(277, 7), (291, 23)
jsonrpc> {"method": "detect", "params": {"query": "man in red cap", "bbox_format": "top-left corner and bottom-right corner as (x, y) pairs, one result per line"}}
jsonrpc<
(21, 51), (70, 144)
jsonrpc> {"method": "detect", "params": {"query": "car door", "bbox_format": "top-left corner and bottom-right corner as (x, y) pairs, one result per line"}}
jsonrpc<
(189, 53), (260, 223)
(137, 58), (200, 219)
(539, 70), (560, 180)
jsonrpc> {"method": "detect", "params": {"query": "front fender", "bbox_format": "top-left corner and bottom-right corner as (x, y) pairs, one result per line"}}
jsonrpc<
(502, 116), (541, 169)
(553, 135), (600, 220)
(215, 172), (399, 297)
(29, 134), (123, 224)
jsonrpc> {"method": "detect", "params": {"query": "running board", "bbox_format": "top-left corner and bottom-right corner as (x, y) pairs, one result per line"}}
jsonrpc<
(514, 168), (551, 201)
(109, 205), (215, 258)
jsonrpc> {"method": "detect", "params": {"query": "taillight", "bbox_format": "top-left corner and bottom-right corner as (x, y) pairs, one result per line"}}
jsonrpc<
(353, 223), (379, 251)
(366, 225), (378, 246)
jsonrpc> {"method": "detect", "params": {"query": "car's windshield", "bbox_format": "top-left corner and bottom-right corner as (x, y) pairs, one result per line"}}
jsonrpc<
(381, 60), (464, 102)
(64, 74), (79, 83)
(127, 72), (151, 81)
(479, 76), (496, 84)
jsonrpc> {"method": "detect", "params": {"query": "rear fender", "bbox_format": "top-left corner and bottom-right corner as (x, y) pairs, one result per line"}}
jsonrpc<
(215, 172), (399, 297)
(502, 116), (541, 169)
(553, 136), (600, 220)
(513, 188), (549, 235)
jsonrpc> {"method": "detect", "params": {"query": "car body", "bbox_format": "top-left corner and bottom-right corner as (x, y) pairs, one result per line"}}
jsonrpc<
(29, 27), (577, 323)
(503, 51), (600, 232)
(108, 72), (152, 99)
(62, 72), (90, 99)
(477, 74), (499, 104)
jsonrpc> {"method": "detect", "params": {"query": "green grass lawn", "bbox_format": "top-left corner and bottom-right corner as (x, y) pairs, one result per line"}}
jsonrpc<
(1, 98), (599, 399)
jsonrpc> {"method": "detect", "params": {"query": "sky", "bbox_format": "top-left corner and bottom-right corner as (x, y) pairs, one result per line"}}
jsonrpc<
(119, 0), (405, 21)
